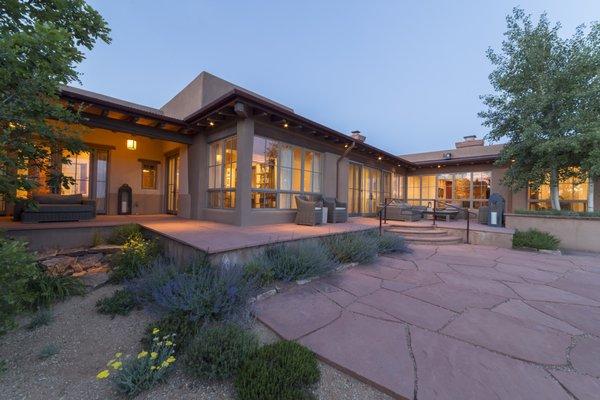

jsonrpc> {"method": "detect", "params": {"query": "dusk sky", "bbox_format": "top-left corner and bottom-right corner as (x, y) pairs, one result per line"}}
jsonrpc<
(78, 1), (600, 154)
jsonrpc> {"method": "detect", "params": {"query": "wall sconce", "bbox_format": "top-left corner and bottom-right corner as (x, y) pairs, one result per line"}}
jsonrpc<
(126, 138), (137, 150)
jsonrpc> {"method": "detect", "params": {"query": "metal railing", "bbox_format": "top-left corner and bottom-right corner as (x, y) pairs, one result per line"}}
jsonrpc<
(429, 199), (477, 244)
(377, 198), (403, 235)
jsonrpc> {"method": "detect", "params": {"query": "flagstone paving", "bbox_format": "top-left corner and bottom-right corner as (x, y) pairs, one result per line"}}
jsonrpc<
(253, 244), (600, 399)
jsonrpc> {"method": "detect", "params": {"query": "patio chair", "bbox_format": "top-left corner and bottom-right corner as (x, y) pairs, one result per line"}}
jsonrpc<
(322, 197), (348, 223)
(294, 195), (323, 226)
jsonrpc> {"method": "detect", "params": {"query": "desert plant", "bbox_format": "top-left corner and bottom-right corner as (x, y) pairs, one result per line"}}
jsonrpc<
(109, 234), (160, 283)
(243, 256), (275, 287)
(30, 273), (86, 307)
(376, 232), (409, 254)
(126, 257), (189, 304)
(96, 289), (138, 317)
(513, 229), (560, 250)
(26, 308), (53, 330)
(323, 232), (379, 264)
(38, 343), (59, 360)
(260, 240), (338, 282)
(140, 312), (198, 352)
(183, 323), (259, 381)
(234, 341), (320, 400)
(100, 330), (176, 397)
(149, 260), (255, 323)
(0, 237), (39, 334)
(108, 224), (142, 245)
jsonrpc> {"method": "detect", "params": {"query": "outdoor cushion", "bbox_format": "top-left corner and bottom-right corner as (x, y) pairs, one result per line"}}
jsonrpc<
(33, 194), (83, 204)
(335, 207), (346, 210)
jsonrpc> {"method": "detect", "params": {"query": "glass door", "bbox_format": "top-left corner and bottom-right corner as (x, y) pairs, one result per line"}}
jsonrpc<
(361, 166), (381, 215)
(94, 149), (109, 214)
(348, 163), (361, 215)
(166, 154), (179, 214)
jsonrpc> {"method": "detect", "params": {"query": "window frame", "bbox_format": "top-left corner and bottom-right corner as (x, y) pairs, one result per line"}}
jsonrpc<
(207, 135), (237, 209)
(251, 135), (323, 209)
(140, 161), (159, 190)
(407, 171), (492, 209)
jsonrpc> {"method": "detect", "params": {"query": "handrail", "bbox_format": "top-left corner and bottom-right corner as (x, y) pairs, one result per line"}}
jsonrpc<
(429, 199), (478, 244)
(377, 197), (403, 235)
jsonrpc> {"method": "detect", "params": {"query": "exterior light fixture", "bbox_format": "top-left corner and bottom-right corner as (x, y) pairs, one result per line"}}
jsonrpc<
(209, 121), (215, 127)
(126, 138), (137, 151)
(437, 165), (442, 168)
(283, 122), (288, 128)
(378, 156), (383, 161)
(344, 144), (349, 148)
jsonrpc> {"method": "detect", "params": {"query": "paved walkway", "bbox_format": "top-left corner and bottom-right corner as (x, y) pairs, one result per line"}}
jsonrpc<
(254, 244), (600, 400)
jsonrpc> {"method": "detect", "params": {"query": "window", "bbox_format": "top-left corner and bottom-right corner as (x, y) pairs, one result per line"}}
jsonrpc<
(251, 136), (322, 209)
(408, 171), (492, 208)
(528, 175), (588, 211)
(208, 136), (237, 208)
(62, 151), (90, 197)
(141, 163), (157, 189)
(391, 173), (404, 200)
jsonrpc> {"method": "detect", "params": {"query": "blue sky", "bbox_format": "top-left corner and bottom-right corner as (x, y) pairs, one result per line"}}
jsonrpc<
(78, 0), (600, 154)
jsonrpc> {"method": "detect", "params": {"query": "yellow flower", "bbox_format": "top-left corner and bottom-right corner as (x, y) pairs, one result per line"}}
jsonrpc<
(137, 351), (148, 359)
(166, 356), (176, 364)
(96, 370), (110, 379)
(150, 352), (158, 359)
(115, 352), (123, 358)
(106, 359), (115, 367)
(152, 328), (160, 335)
(161, 361), (169, 368)
(150, 365), (157, 370)
(111, 361), (122, 370)
(165, 340), (173, 347)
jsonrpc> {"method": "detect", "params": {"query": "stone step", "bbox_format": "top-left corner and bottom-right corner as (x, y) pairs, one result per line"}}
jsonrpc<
(385, 224), (437, 231)
(386, 228), (447, 237)
(401, 234), (464, 245)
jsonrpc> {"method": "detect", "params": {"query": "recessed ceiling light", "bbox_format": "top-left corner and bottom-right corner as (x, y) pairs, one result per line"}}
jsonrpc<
(209, 121), (215, 126)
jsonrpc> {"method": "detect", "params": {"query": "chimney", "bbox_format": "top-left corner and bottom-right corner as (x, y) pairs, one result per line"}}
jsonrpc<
(455, 135), (484, 148)
(351, 130), (366, 143)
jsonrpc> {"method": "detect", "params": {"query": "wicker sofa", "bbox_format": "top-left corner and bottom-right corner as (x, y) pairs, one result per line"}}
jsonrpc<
(384, 202), (427, 222)
(16, 194), (96, 223)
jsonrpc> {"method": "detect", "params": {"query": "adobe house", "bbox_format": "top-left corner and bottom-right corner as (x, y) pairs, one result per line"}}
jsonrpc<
(6, 72), (598, 225)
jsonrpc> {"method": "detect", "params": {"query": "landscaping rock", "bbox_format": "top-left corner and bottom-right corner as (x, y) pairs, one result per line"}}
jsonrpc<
(89, 244), (123, 254)
(40, 256), (77, 276)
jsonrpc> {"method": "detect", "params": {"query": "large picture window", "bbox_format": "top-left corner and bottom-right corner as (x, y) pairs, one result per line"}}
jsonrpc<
(528, 175), (588, 211)
(408, 172), (491, 208)
(62, 151), (91, 197)
(251, 136), (322, 209)
(208, 136), (237, 208)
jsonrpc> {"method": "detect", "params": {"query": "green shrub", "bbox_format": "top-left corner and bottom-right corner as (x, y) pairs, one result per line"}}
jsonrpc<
(376, 232), (409, 254)
(258, 241), (337, 282)
(323, 232), (379, 264)
(183, 323), (259, 381)
(126, 257), (188, 305)
(109, 330), (176, 397)
(0, 237), (42, 334)
(96, 289), (138, 317)
(513, 229), (560, 250)
(109, 234), (160, 283)
(30, 273), (86, 307)
(243, 257), (275, 287)
(141, 312), (198, 351)
(234, 341), (320, 400)
(38, 343), (59, 360)
(108, 224), (142, 245)
(515, 209), (600, 218)
(0, 359), (6, 377)
(26, 308), (53, 330)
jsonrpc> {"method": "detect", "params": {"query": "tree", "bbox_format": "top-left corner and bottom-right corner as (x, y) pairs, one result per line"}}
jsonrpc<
(0, 0), (110, 205)
(480, 8), (600, 211)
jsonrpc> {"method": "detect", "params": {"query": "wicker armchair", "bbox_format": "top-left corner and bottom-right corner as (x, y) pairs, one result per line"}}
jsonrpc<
(322, 197), (348, 223)
(294, 195), (323, 226)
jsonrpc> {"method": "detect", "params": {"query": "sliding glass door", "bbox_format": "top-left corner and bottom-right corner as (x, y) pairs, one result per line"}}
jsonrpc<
(166, 154), (179, 214)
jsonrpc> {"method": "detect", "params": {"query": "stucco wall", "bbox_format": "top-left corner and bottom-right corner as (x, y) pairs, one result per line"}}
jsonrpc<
(82, 128), (188, 215)
(505, 213), (600, 252)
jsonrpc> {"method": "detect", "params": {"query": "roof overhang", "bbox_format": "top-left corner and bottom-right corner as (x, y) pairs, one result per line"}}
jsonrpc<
(410, 154), (499, 169)
(185, 89), (415, 169)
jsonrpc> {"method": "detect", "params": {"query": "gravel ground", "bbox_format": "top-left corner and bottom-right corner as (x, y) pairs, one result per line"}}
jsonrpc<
(0, 283), (391, 400)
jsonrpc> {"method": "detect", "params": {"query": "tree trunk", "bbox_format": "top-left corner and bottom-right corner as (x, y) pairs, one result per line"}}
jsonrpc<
(588, 177), (595, 212)
(550, 167), (561, 210)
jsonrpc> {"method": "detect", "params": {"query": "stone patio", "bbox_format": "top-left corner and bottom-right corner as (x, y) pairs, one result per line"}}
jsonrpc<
(254, 244), (600, 400)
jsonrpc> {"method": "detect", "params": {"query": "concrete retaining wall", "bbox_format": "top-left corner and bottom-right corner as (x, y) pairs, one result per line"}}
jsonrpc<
(505, 213), (600, 252)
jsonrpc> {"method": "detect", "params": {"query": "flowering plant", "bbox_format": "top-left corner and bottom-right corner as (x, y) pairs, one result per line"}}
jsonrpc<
(96, 329), (176, 397)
